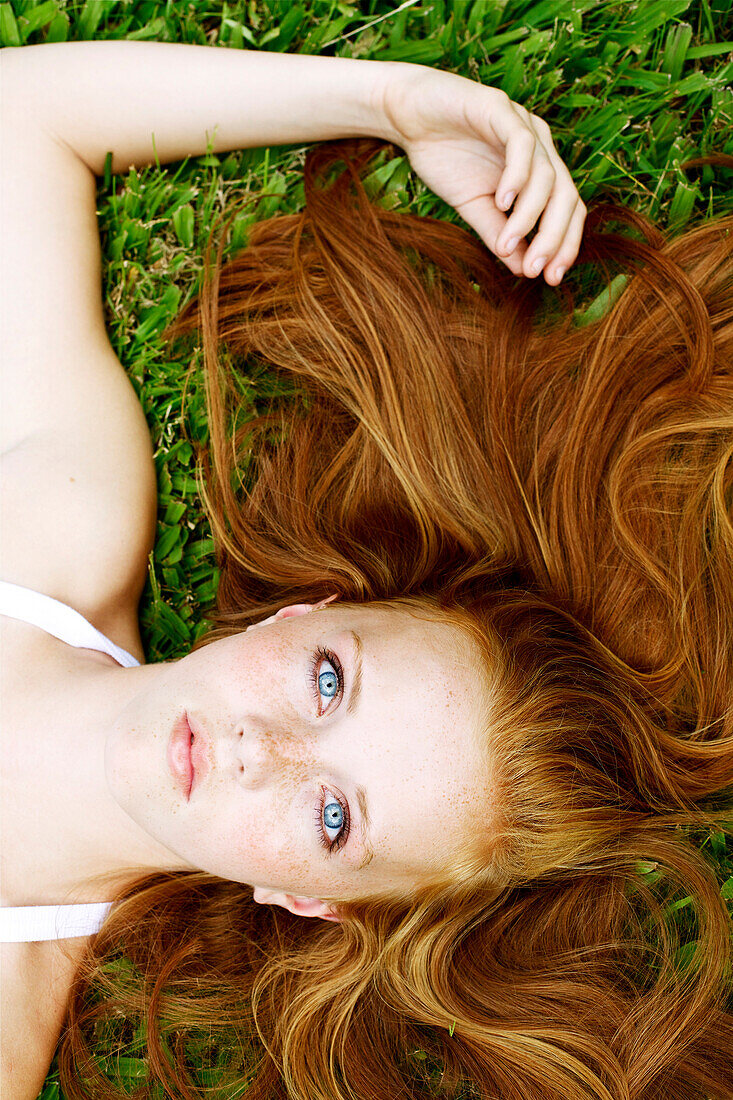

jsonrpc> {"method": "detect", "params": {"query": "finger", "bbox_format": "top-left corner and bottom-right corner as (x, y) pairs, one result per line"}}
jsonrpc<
(496, 149), (557, 261)
(494, 123), (537, 213)
(498, 239), (528, 276)
(542, 200), (587, 285)
(453, 194), (529, 275)
(519, 119), (584, 279)
(487, 97), (537, 212)
(521, 184), (582, 280)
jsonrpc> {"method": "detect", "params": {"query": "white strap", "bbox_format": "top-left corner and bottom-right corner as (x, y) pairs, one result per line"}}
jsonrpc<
(0, 581), (140, 668)
(0, 902), (114, 942)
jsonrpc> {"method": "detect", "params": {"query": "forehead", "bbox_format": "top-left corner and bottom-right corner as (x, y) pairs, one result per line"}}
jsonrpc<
(330, 599), (487, 723)
(328, 602), (487, 715)
(338, 600), (477, 660)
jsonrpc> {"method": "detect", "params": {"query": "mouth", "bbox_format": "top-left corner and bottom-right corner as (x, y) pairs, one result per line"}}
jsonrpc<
(188, 713), (212, 794)
(167, 712), (194, 800)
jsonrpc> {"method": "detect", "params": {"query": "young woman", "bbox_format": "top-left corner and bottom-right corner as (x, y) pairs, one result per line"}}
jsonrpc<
(1, 41), (731, 1100)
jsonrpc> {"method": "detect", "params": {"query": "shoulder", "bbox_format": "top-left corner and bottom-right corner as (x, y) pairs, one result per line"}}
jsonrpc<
(1, 937), (85, 1100)
(1, 424), (155, 650)
(2, 86), (158, 641)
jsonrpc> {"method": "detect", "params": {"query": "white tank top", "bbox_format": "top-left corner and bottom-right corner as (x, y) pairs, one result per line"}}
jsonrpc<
(0, 580), (141, 942)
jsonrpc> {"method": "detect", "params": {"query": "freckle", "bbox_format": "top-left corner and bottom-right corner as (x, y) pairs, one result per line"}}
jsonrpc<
(69, 477), (76, 483)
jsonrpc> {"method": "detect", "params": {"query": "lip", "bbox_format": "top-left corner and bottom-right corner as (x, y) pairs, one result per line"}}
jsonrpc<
(187, 713), (212, 795)
(167, 712), (193, 800)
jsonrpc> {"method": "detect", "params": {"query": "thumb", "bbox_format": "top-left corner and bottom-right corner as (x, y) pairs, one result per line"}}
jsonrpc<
(454, 194), (526, 274)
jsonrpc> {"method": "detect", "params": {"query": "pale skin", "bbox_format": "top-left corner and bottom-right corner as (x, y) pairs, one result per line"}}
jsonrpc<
(0, 41), (585, 1096)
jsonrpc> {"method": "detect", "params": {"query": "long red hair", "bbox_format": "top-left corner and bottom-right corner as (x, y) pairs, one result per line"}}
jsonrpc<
(59, 139), (732, 1100)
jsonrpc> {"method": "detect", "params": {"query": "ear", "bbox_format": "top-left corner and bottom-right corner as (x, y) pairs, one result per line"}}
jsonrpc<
(253, 887), (342, 923)
(246, 595), (338, 632)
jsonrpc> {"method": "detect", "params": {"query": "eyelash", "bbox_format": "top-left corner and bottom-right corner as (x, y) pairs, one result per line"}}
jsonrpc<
(314, 785), (351, 854)
(309, 647), (349, 852)
(309, 645), (344, 716)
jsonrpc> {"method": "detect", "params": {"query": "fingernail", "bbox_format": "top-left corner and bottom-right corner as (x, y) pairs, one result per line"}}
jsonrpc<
(502, 236), (519, 254)
(554, 265), (565, 282)
(530, 255), (547, 275)
(500, 191), (516, 210)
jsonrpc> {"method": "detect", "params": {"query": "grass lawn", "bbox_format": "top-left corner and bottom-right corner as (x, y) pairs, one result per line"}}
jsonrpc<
(2, 0), (732, 1096)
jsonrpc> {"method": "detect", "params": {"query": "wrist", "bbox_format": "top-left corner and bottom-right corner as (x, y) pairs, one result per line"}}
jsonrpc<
(361, 60), (417, 148)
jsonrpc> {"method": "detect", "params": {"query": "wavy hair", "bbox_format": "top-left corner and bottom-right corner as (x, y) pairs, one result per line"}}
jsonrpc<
(58, 139), (733, 1100)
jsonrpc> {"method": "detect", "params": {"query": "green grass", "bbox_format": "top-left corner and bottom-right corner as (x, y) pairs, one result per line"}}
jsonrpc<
(3, 0), (732, 1096)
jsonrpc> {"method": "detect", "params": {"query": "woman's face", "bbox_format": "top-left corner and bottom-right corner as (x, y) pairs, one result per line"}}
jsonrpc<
(106, 601), (495, 917)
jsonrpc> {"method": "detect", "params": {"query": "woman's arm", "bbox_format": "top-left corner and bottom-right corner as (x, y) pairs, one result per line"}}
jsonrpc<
(0, 41), (582, 617)
(1, 41), (396, 176)
(0, 43), (396, 444)
(1, 40), (582, 453)
(0, 42), (401, 616)
(2, 42), (582, 279)
(0, 42), (401, 459)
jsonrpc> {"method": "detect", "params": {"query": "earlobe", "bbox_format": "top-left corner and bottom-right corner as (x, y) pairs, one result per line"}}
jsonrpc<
(252, 886), (281, 905)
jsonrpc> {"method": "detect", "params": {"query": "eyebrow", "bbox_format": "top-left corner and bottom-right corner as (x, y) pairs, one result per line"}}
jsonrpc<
(355, 783), (375, 870)
(344, 631), (374, 870)
(346, 629), (363, 716)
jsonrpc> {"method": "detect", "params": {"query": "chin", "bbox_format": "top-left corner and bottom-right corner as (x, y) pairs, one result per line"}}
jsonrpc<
(104, 724), (148, 815)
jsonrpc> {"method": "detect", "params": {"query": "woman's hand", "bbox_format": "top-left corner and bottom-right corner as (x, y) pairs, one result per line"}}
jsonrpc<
(376, 64), (586, 284)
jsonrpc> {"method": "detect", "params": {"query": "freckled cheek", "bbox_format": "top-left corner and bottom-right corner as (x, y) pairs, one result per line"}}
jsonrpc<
(227, 831), (314, 894)
(188, 633), (293, 716)
(203, 784), (314, 887)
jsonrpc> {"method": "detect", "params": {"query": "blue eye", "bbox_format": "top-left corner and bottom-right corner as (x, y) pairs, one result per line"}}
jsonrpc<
(315, 785), (350, 853)
(323, 802), (342, 829)
(309, 646), (343, 715)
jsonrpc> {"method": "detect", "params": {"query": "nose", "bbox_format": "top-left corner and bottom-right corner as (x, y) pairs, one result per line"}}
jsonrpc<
(235, 728), (265, 785)
(234, 722), (313, 788)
